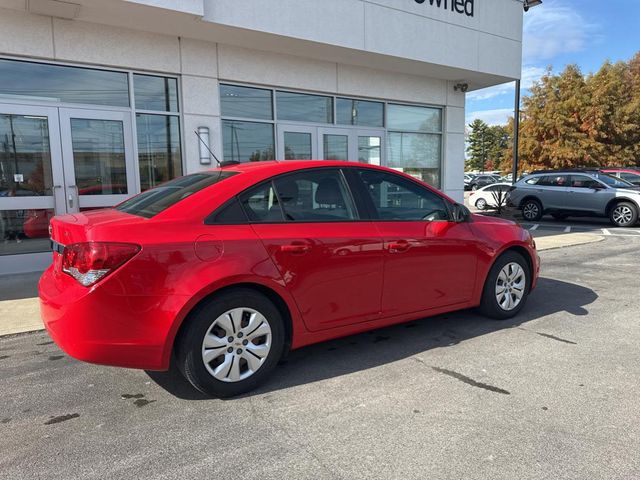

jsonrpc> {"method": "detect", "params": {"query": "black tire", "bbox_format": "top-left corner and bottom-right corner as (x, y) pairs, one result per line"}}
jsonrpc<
(176, 288), (285, 398)
(478, 251), (531, 320)
(475, 198), (488, 210)
(609, 201), (639, 228)
(521, 199), (543, 221)
(551, 213), (569, 221)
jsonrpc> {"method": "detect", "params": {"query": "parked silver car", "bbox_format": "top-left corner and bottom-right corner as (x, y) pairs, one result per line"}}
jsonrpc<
(507, 170), (640, 227)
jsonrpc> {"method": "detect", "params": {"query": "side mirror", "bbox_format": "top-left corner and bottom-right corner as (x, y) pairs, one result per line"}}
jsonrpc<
(451, 203), (470, 222)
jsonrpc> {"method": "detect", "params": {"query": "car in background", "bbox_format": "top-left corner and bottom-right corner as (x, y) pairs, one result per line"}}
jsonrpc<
(40, 160), (539, 398)
(469, 183), (512, 210)
(464, 173), (476, 191)
(468, 174), (501, 191)
(601, 168), (640, 186)
(507, 169), (640, 227)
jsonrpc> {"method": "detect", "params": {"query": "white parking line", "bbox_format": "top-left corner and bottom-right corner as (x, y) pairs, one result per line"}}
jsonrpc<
(529, 224), (539, 231)
(564, 226), (571, 233)
(602, 229), (611, 236)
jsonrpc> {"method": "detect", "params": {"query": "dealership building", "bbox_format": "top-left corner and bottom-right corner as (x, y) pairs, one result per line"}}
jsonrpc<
(0, 0), (524, 273)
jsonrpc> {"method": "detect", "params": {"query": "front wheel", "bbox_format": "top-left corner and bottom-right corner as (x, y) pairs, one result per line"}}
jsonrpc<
(522, 199), (543, 221)
(610, 202), (638, 227)
(176, 289), (285, 398)
(475, 198), (488, 210)
(479, 251), (531, 320)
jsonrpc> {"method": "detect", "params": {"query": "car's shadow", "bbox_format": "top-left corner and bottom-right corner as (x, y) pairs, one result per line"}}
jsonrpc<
(146, 277), (597, 400)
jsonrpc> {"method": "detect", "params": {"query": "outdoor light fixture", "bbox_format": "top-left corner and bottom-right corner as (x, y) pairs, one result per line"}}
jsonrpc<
(523, 0), (542, 12)
(454, 83), (469, 93)
(197, 126), (212, 165)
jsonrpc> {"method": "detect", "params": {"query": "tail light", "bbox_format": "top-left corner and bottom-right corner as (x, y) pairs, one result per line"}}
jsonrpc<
(62, 242), (140, 287)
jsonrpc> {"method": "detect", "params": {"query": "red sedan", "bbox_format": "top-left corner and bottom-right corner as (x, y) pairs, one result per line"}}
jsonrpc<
(39, 161), (539, 397)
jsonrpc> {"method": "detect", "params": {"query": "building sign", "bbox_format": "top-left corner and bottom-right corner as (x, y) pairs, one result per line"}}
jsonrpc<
(414, 0), (475, 17)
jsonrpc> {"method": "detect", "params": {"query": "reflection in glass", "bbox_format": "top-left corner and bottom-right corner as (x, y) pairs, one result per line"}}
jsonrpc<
(222, 120), (274, 162)
(358, 136), (381, 165)
(337, 98), (384, 127)
(388, 132), (441, 187)
(220, 84), (273, 120)
(276, 91), (333, 124)
(0, 114), (53, 197)
(0, 208), (53, 255)
(0, 59), (129, 107)
(134, 74), (179, 112)
(323, 135), (348, 160)
(136, 114), (182, 191)
(387, 104), (441, 132)
(70, 119), (127, 195)
(284, 132), (312, 160)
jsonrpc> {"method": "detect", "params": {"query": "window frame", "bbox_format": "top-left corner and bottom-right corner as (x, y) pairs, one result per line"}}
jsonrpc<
(346, 167), (453, 223)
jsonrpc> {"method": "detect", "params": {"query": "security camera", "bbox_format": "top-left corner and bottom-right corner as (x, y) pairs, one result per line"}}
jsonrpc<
(454, 83), (469, 93)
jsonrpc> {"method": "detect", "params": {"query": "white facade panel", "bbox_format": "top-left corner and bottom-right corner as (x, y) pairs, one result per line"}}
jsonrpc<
(0, 7), (54, 58)
(181, 75), (219, 116)
(180, 38), (218, 78)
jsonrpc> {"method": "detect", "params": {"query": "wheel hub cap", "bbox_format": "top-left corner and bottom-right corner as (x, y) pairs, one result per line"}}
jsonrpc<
(613, 206), (633, 225)
(201, 307), (272, 383)
(495, 262), (526, 311)
(523, 203), (538, 219)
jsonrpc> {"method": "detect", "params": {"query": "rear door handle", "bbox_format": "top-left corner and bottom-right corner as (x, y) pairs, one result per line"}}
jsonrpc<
(388, 240), (410, 253)
(280, 243), (311, 254)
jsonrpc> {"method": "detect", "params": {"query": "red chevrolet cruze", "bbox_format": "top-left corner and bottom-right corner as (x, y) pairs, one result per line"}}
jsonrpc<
(40, 161), (539, 397)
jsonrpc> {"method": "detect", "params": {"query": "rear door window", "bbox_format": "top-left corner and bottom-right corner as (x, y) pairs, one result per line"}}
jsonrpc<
(538, 175), (569, 187)
(116, 171), (237, 218)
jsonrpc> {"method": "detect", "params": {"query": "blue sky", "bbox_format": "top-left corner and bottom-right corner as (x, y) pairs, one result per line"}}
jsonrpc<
(466, 0), (640, 127)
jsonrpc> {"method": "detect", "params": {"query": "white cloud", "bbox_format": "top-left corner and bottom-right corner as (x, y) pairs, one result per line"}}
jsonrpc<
(465, 108), (513, 127)
(467, 66), (547, 101)
(523, 0), (599, 63)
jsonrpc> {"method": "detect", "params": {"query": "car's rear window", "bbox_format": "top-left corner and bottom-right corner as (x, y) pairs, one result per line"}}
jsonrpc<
(116, 171), (238, 218)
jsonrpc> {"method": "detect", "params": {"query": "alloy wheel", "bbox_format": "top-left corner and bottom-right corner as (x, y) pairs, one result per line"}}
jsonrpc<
(495, 262), (526, 311)
(523, 202), (539, 220)
(201, 307), (272, 383)
(612, 205), (634, 226)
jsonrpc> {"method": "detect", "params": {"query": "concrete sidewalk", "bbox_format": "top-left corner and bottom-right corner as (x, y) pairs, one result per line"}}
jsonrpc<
(0, 233), (604, 338)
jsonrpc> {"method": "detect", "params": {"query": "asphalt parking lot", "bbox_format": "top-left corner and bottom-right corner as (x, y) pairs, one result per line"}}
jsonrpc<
(2, 235), (640, 480)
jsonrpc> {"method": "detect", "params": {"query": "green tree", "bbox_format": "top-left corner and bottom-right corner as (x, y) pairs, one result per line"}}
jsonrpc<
(466, 119), (491, 171)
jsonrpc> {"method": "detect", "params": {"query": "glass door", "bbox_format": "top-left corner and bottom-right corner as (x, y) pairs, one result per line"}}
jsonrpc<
(355, 129), (384, 165)
(318, 127), (351, 161)
(277, 124), (317, 160)
(0, 104), (65, 267)
(59, 108), (136, 212)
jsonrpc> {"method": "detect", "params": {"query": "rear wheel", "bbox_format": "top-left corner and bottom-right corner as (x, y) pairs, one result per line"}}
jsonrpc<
(475, 198), (488, 210)
(479, 251), (531, 320)
(522, 199), (543, 221)
(176, 289), (285, 398)
(610, 202), (638, 227)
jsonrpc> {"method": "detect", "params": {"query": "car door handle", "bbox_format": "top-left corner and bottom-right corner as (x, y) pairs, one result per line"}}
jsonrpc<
(280, 243), (311, 254)
(388, 240), (410, 253)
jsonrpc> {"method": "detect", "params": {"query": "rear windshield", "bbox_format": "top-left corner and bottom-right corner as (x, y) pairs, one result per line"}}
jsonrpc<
(116, 171), (238, 218)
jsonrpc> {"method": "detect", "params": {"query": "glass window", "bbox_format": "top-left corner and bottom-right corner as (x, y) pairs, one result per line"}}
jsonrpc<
(524, 176), (541, 185)
(276, 91), (333, 124)
(620, 172), (640, 185)
(206, 198), (247, 224)
(284, 132), (313, 160)
(0, 59), (129, 107)
(387, 132), (441, 187)
(358, 169), (449, 221)
(116, 171), (237, 218)
(136, 114), (182, 191)
(220, 84), (273, 120)
(273, 169), (357, 222)
(70, 118), (128, 195)
(323, 134), (348, 160)
(570, 175), (601, 189)
(592, 172), (632, 188)
(538, 175), (569, 187)
(336, 98), (384, 127)
(387, 104), (441, 132)
(0, 114), (53, 197)
(0, 208), (54, 255)
(239, 182), (283, 223)
(222, 120), (274, 162)
(134, 74), (179, 112)
(358, 136), (381, 165)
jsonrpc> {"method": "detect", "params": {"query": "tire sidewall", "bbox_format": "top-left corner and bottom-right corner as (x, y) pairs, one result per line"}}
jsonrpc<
(177, 289), (285, 398)
(480, 251), (531, 320)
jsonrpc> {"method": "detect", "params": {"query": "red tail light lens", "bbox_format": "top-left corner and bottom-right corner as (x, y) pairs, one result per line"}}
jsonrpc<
(62, 242), (140, 287)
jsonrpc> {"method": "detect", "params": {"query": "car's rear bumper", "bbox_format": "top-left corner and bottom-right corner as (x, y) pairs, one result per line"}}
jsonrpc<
(39, 265), (184, 371)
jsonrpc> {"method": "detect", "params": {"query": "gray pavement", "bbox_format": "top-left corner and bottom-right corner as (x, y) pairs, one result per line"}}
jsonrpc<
(1, 236), (640, 479)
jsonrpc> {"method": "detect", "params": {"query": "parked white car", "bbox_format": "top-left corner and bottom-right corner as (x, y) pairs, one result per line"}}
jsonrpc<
(469, 182), (512, 210)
